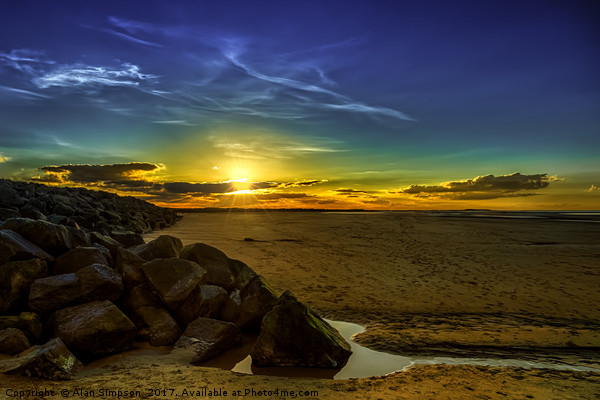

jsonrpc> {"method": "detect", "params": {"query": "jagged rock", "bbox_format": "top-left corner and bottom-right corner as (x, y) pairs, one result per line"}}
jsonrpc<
(177, 285), (228, 327)
(29, 264), (123, 315)
(0, 312), (43, 343)
(141, 258), (206, 311)
(0, 207), (20, 220)
(220, 289), (242, 323)
(91, 243), (113, 267)
(180, 243), (236, 289)
(251, 291), (352, 368)
(90, 232), (123, 259)
(28, 273), (80, 315)
(0, 218), (89, 256)
(237, 275), (278, 331)
(0, 337), (81, 380)
(229, 259), (259, 290)
(124, 284), (181, 346)
(111, 231), (145, 248)
(174, 317), (241, 364)
(131, 235), (183, 260)
(0, 328), (30, 355)
(114, 247), (146, 289)
(48, 300), (136, 357)
(0, 258), (49, 312)
(0, 230), (53, 264)
(19, 204), (46, 221)
(53, 246), (108, 274)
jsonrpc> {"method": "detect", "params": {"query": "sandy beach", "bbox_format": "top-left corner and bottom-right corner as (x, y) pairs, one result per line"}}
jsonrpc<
(3, 211), (599, 398)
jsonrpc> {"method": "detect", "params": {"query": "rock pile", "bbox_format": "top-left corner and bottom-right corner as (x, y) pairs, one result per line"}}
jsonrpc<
(0, 181), (351, 380)
(0, 179), (179, 235)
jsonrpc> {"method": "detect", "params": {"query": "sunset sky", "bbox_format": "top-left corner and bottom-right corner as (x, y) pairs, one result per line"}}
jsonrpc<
(1, 0), (598, 209)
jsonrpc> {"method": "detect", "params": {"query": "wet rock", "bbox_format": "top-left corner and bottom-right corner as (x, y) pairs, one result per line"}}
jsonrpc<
(229, 259), (259, 290)
(0, 312), (43, 343)
(48, 300), (136, 357)
(114, 247), (146, 289)
(90, 232), (123, 259)
(237, 275), (278, 331)
(0, 258), (49, 312)
(0, 207), (20, 220)
(0, 218), (88, 256)
(124, 284), (181, 346)
(141, 258), (205, 311)
(177, 285), (228, 327)
(174, 317), (241, 364)
(0, 337), (81, 380)
(180, 243), (236, 289)
(0, 230), (53, 264)
(0, 180), (25, 207)
(53, 246), (108, 274)
(0, 328), (30, 355)
(29, 264), (123, 315)
(220, 289), (242, 323)
(91, 243), (113, 267)
(251, 291), (352, 368)
(111, 231), (145, 248)
(131, 235), (183, 260)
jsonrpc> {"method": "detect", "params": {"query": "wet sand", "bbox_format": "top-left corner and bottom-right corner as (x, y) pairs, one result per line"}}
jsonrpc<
(3, 211), (599, 398)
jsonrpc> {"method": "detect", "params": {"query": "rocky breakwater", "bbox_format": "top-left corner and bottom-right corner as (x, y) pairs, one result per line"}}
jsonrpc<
(0, 214), (351, 380)
(0, 179), (179, 235)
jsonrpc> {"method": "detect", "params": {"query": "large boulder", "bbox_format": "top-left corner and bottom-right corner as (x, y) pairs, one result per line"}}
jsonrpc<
(0, 337), (81, 380)
(0, 328), (30, 355)
(250, 291), (352, 368)
(176, 285), (228, 327)
(90, 232), (123, 259)
(0, 230), (53, 264)
(180, 243), (236, 289)
(0, 312), (42, 343)
(237, 275), (278, 331)
(0, 218), (89, 256)
(0, 180), (25, 207)
(53, 246), (108, 274)
(140, 258), (205, 311)
(48, 300), (136, 357)
(174, 317), (241, 364)
(0, 258), (49, 312)
(124, 284), (181, 346)
(131, 235), (183, 260)
(29, 264), (123, 315)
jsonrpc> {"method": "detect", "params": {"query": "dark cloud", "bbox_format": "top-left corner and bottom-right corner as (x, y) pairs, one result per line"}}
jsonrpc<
(334, 188), (369, 195)
(38, 162), (160, 185)
(400, 173), (559, 200)
(162, 181), (236, 194)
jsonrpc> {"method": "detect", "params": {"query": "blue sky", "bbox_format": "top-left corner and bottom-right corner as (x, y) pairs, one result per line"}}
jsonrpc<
(1, 0), (598, 209)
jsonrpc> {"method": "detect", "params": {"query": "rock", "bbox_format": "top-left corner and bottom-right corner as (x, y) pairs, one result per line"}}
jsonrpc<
(114, 247), (146, 289)
(91, 243), (113, 267)
(0, 207), (20, 220)
(0, 328), (30, 355)
(90, 232), (123, 258)
(0, 258), (49, 312)
(77, 263), (123, 303)
(48, 300), (136, 357)
(0, 337), (81, 380)
(111, 231), (145, 248)
(174, 317), (241, 364)
(177, 285), (228, 327)
(0, 180), (25, 207)
(140, 258), (205, 311)
(251, 291), (352, 368)
(180, 243), (236, 289)
(53, 246), (108, 274)
(28, 273), (81, 315)
(237, 275), (278, 331)
(0, 312), (43, 343)
(131, 235), (183, 260)
(0, 218), (89, 256)
(0, 230), (53, 264)
(19, 204), (46, 221)
(220, 289), (241, 323)
(124, 284), (181, 346)
(229, 259), (259, 290)
(29, 264), (123, 315)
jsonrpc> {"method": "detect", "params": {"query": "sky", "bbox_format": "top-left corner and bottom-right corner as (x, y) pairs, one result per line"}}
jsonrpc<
(1, 0), (598, 210)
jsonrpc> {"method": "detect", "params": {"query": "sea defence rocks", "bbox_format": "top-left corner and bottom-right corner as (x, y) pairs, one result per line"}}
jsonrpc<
(0, 183), (351, 378)
(251, 291), (352, 368)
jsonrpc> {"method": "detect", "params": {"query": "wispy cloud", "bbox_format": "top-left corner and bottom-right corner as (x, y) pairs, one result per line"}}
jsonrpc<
(0, 85), (50, 99)
(32, 63), (158, 89)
